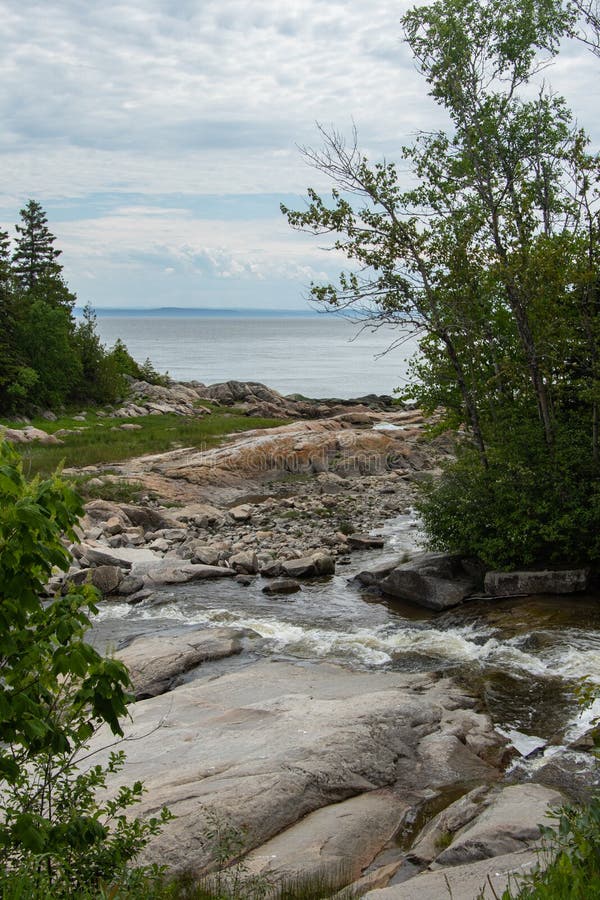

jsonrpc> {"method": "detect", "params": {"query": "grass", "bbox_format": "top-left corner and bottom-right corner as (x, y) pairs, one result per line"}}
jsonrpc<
(4, 411), (286, 478)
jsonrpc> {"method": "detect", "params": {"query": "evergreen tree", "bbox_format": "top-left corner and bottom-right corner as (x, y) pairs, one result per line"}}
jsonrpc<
(12, 200), (65, 297)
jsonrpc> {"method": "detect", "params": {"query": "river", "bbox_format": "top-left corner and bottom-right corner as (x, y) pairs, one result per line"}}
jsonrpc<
(93, 510), (600, 756)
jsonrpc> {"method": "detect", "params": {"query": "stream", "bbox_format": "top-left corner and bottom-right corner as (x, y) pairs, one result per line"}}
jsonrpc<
(93, 510), (600, 757)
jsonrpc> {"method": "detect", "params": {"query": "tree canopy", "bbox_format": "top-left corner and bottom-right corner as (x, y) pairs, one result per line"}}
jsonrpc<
(283, 0), (600, 567)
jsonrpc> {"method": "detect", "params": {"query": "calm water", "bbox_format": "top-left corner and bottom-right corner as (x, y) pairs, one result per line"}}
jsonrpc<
(94, 315), (418, 398)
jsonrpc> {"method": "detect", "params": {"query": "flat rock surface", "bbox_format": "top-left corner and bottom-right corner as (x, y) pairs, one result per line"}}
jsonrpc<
(89, 660), (504, 873)
(116, 627), (246, 698)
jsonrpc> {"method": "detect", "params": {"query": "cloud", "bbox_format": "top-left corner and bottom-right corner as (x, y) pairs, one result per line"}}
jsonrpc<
(0, 0), (598, 307)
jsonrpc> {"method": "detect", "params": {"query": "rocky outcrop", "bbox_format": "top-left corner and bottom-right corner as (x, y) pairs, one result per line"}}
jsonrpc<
(0, 424), (63, 445)
(89, 661), (505, 878)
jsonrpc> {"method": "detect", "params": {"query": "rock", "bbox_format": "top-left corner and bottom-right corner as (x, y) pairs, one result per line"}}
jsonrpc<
(117, 575), (145, 596)
(281, 552), (335, 578)
(347, 533), (386, 550)
(230, 504), (253, 522)
(228, 550), (259, 574)
(1, 425), (63, 445)
(484, 569), (589, 596)
(410, 786), (490, 864)
(354, 559), (402, 588)
(118, 504), (179, 532)
(191, 546), (221, 567)
(363, 848), (541, 899)
(245, 789), (410, 891)
(530, 748), (600, 803)
(120, 423), (143, 431)
(77, 544), (134, 569)
(116, 627), (245, 698)
(104, 516), (124, 535)
(379, 553), (479, 611)
(87, 663), (504, 873)
(260, 559), (284, 578)
(262, 578), (302, 595)
(236, 574), (255, 586)
(431, 784), (563, 867)
(134, 562), (237, 586)
(90, 565), (123, 595)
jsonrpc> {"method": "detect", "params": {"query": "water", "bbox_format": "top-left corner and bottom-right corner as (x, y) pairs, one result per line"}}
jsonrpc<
(94, 513), (600, 744)
(93, 315), (419, 398)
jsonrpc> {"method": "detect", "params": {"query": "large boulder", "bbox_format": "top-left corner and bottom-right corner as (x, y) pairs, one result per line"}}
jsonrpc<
(378, 553), (480, 611)
(132, 561), (237, 586)
(281, 552), (335, 578)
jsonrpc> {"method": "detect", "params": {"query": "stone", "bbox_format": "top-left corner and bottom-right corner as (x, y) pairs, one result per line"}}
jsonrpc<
(191, 546), (221, 567)
(87, 663), (504, 874)
(363, 849), (541, 899)
(262, 578), (302, 595)
(245, 789), (411, 891)
(117, 575), (145, 596)
(432, 784), (563, 868)
(378, 552), (479, 611)
(484, 569), (589, 596)
(229, 550), (259, 574)
(530, 748), (600, 803)
(91, 565), (123, 595)
(116, 627), (245, 698)
(347, 533), (386, 550)
(230, 504), (253, 522)
(281, 552), (335, 578)
(118, 504), (179, 532)
(134, 562), (237, 586)
(104, 516), (124, 535)
(260, 559), (284, 578)
(120, 423), (143, 431)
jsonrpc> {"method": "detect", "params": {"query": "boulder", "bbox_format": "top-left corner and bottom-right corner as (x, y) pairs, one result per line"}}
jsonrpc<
(118, 504), (179, 532)
(230, 504), (253, 522)
(191, 546), (221, 567)
(116, 627), (245, 698)
(134, 562), (237, 586)
(484, 569), (589, 596)
(378, 553), (479, 611)
(281, 552), (335, 579)
(90, 565), (123, 595)
(229, 551), (259, 575)
(262, 578), (302, 595)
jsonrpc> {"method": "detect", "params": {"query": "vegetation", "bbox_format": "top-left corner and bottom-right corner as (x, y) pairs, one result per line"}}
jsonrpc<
(0, 201), (164, 416)
(0, 442), (170, 896)
(497, 796), (600, 898)
(3, 410), (286, 478)
(282, 0), (600, 569)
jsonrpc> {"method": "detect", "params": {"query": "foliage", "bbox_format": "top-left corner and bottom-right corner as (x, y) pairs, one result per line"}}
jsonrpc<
(0, 441), (170, 894)
(0, 203), (165, 416)
(497, 796), (600, 898)
(282, 0), (600, 568)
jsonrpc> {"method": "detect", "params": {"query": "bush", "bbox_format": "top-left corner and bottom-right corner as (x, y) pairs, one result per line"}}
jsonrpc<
(417, 421), (600, 569)
(0, 441), (170, 895)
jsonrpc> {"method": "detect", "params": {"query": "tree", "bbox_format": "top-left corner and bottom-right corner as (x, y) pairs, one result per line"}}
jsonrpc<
(0, 441), (170, 894)
(282, 0), (600, 566)
(12, 200), (65, 296)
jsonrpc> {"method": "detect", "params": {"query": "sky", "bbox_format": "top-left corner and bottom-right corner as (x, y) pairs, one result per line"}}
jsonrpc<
(0, 0), (598, 310)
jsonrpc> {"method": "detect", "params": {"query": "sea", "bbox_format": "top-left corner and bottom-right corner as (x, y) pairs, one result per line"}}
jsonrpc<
(92, 311), (420, 400)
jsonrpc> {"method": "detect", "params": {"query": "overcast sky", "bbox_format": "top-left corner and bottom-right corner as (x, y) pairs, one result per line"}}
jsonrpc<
(1, 0), (598, 310)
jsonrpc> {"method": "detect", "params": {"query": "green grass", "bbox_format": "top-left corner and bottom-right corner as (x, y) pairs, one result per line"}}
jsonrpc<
(4, 411), (286, 477)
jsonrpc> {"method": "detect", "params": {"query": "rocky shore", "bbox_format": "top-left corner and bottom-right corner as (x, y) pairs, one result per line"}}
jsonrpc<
(34, 379), (598, 897)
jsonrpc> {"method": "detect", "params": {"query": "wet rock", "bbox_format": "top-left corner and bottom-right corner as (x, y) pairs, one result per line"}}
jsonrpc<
(116, 627), (245, 698)
(117, 575), (145, 596)
(347, 533), (385, 550)
(484, 569), (589, 596)
(410, 786), (490, 864)
(262, 578), (302, 595)
(530, 748), (600, 803)
(378, 553), (479, 611)
(90, 565), (123, 595)
(260, 559), (284, 578)
(281, 552), (335, 579)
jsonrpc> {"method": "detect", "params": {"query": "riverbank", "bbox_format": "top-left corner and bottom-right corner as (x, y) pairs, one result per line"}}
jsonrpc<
(9, 378), (598, 897)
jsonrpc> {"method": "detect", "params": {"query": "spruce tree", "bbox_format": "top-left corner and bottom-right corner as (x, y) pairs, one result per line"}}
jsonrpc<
(12, 200), (64, 294)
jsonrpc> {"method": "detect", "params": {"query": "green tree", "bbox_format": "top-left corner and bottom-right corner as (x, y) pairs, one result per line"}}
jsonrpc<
(12, 200), (65, 295)
(0, 441), (170, 894)
(283, 0), (600, 567)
